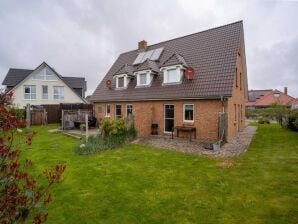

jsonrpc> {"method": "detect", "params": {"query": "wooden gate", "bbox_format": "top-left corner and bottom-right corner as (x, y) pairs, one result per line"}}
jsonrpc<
(30, 109), (47, 125)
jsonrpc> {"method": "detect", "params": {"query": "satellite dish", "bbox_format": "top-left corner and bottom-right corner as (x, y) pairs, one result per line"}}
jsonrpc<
(106, 80), (112, 89)
(184, 67), (195, 80)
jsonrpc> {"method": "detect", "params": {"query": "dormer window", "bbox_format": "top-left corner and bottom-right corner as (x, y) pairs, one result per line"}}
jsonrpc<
(115, 74), (130, 89)
(162, 65), (184, 85)
(135, 71), (153, 87)
(138, 73), (148, 85)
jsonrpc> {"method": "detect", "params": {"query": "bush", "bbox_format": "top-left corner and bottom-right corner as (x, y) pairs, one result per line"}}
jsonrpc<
(258, 117), (270, 124)
(10, 108), (25, 120)
(285, 110), (298, 131)
(75, 119), (136, 155)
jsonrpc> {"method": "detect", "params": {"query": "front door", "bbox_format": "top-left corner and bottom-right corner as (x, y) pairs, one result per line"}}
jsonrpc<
(164, 104), (174, 132)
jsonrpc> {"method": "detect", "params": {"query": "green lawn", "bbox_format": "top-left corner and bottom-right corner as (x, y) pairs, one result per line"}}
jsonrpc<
(20, 124), (297, 224)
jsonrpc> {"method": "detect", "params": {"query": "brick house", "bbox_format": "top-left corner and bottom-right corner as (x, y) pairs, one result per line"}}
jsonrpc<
(90, 21), (248, 142)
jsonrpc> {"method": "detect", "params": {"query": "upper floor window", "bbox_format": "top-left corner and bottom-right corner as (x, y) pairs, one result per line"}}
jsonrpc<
(42, 85), (48, 99)
(24, 85), (36, 100)
(138, 73), (149, 86)
(162, 66), (183, 84)
(33, 68), (57, 81)
(183, 104), (194, 122)
(115, 75), (130, 89)
(53, 86), (64, 100)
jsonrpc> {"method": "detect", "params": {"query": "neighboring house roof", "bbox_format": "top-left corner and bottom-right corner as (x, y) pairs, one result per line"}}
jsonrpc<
(2, 69), (33, 86)
(91, 21), (247, 102)
(248, 89), (272, 102)
(62, 77), (87, 91)
(2, 66), (87, 91)
(246, 89), (298, 107)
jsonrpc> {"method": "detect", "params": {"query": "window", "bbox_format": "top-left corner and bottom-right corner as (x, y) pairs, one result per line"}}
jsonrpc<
(24, 85), (36, 100)
(116, 75), (130, 89)
(183, 104), (194, 122)
(115, 105), (121, 118)
(42, 85), (48, 99)
(105, 104), (110, 117)
(126, 104), (133, 117)
(118, 77), (124, 88)
(235, 68), (238, 87)
(166, 69), (178, 83)
(98, 106), (102, 113)
(53, 86), (64, 100)
(33, 68), (57, 81)
(240, 73), (242, 90)
(139, 73), (147, 85)
(163, 67), (182, 84)
(234, 104), (237, 121)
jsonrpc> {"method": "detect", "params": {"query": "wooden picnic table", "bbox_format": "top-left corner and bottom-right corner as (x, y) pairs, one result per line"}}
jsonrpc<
(172, 126), (196, 141)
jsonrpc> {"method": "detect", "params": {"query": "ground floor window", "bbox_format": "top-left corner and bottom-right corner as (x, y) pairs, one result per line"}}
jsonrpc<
(115, 104), (121, 119)
(126, 104), (133, 117)
(24, 85), (36, 100)
(164, 104), (174, 132)
(105, 104), (110, 117)
(183, 104), (194, 122)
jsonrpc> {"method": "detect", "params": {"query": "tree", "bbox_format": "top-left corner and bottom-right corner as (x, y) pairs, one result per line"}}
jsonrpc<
(0, 91), (65, 223)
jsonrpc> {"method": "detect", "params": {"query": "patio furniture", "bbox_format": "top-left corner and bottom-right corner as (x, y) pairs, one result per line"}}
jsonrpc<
(172, 126), (196, 141)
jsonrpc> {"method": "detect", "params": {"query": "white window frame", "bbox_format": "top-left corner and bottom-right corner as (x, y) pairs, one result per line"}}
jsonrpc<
(183, 104), (194, 122)
(42, 85), (48, 99)
(135, 70), (152, 87)
(161, 65), (184, 85)
(53, 86), (64, 100)
(126, 104), (133, 117)
(105, 104), (111, 117)
(115, 74), (129, 89)
(115, 104), (122, 119)
(164, 104), (175, 133)
(24, 85), (36, 100)
(32, 68), (57, 81)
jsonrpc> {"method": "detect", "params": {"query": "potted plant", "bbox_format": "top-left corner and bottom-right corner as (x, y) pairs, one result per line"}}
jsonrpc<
(213, 140), (222, 151)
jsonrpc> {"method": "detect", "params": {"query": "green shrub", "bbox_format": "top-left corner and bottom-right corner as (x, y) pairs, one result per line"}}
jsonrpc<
(258, 117), (270, 124)
(10, 108), (25, 120)
(285, 110), (298, 131)
(75, 119), (136, 155)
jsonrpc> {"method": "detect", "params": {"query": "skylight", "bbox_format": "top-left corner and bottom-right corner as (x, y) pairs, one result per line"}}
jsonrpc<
(133, 47), (164, 65)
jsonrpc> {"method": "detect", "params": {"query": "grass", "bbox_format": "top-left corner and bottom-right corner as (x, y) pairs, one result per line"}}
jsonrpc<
(19, 124), (298, 224)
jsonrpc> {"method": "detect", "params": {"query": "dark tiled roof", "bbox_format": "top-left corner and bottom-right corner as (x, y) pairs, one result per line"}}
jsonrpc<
(2, 67), (86, 90)
(135, 59), (159, 73)
(114, 64), (134, 76)
(91, 21), (246, 102)
(62, 77), (87, 90)
(161, 52), (188, 67)
(2, 69), (33, 86)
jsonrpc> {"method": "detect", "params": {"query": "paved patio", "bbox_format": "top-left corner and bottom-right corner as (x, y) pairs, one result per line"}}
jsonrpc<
(134, 126), (257, 158)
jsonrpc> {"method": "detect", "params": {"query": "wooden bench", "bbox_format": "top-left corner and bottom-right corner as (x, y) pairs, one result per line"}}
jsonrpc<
(172, 126), (196, 141)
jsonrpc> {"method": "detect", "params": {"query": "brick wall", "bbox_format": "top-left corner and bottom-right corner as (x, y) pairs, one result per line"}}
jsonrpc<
(225, 46), (246, 142)
(94, 99), (223, 142)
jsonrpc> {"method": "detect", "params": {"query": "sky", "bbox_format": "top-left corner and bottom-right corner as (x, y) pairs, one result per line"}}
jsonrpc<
(0, 0), (297, 97)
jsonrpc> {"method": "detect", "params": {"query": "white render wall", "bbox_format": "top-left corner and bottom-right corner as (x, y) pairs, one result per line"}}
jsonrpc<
(11, 66), (85, 108)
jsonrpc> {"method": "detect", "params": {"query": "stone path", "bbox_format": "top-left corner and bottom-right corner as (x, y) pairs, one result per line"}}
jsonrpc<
(134, 126), (257, 158)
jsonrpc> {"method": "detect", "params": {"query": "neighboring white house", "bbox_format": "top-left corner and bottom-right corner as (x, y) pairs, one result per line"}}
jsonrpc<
(2, 62), (87, 108)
